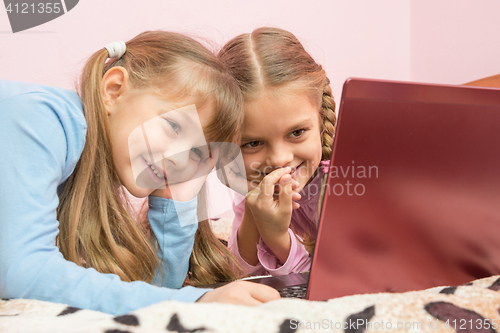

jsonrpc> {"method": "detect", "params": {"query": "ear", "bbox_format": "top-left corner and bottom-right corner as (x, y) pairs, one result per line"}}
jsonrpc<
(101, 66), (131, 116)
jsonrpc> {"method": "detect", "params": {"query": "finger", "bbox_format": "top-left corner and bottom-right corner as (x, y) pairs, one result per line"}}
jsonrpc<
(245, 185), (261, 206)
(259, 167), (291, 201)
(248, 283), (281, 303)
(291, 192), (301, 201)
(291, 180), (300, 191)
(278, 174), (293, 209)
(292, 201), (301, 210)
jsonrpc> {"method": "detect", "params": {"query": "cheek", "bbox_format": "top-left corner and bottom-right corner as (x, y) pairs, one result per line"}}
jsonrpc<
(112, 132), (132, 172)
(143, 122), (171, 152)
(242, 154), (263, 174)
(299, 139), (322, 165)
(127, 129), (147, 161)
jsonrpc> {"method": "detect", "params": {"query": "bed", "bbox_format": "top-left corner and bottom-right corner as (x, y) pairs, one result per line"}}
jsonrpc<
(1, 274), (500, 332)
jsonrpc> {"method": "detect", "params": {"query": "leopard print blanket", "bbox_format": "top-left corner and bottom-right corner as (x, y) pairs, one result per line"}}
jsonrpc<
(1, 275), (499, 333)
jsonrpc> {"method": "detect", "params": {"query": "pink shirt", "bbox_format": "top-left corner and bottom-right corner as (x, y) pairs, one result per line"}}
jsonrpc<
(228, 162), (328, 276)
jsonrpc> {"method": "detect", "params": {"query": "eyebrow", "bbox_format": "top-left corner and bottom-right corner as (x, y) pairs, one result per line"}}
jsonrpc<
(162, 108), (198, 128)
(240, 135), (259, 143)
(241, 118), (314, 143)
(285, 118), (314, 132)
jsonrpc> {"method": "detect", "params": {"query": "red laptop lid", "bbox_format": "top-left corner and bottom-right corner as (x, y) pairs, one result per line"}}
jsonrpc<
(307, 78), (500, 300)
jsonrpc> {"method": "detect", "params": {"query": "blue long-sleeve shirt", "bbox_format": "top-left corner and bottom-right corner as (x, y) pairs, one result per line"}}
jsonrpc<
(0, 80), (210, 315)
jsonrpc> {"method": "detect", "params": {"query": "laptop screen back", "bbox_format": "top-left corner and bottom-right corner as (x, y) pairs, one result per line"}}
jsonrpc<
(307, 78), (500, 300)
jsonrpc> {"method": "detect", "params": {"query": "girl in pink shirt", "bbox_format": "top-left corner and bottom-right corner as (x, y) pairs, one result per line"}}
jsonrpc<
(218, 27), (336, 276)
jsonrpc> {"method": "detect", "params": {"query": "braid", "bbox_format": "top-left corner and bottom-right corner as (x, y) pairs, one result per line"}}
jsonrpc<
(218, 27), (337, 257)
(321, 78), (336, 161)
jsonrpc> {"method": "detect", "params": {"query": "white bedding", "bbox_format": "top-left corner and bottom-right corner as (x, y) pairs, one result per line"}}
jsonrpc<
(2, 275), (500, 333)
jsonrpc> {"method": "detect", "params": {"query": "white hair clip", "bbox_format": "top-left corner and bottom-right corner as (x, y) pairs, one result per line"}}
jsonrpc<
(104, 41), (126, 59)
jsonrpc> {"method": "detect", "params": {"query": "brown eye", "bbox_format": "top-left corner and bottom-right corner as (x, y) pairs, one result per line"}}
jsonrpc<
(290, 129), (305, 138)
(241, 141), (262, 148)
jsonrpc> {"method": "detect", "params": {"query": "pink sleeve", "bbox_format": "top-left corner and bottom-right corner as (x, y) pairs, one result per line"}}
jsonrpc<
(228, 195), (311, 277)
(228, 197), (266, 277)
(257, 229), (311, 276)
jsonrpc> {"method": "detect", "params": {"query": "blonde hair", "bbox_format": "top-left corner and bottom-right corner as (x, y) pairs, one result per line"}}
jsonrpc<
(57, 31), (243, 285)
(218, 27), (336, 254)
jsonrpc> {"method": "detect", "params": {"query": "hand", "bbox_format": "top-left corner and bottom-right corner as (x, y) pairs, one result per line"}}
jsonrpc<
(245, 168), (301, 237)
(244, 168), (302, 264)
(196, 281), (280, 306)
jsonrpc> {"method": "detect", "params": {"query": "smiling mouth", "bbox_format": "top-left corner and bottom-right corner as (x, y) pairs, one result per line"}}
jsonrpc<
(290, 162), (304, 178)
(145, 159), (164, 179)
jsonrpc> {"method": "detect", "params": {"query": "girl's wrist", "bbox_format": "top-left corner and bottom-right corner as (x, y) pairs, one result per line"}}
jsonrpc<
(254, 218), (289, 241)
(237, 209), (261, 266)
(260, 229), (291, 264)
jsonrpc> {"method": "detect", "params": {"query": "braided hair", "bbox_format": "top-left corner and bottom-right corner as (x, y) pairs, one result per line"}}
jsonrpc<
(218, 27), (337, 254)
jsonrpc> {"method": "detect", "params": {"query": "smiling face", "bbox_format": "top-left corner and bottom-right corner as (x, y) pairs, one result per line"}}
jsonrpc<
(108, 90), (212, 198)
(240, 91), (323, 192)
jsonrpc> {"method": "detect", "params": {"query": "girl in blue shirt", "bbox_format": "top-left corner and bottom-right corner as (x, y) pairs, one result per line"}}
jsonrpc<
(0, 30), (279, 315)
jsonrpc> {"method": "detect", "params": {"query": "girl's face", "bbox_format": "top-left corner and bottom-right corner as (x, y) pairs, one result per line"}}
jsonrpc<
(108, 90), (212, 198)
(240, 91), (323, 192)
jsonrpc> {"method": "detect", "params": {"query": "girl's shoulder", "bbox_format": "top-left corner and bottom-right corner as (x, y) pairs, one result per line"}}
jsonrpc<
(0, 80), (87, 182)
(0, 80), (84, 123)
(318, 160), (330, 174)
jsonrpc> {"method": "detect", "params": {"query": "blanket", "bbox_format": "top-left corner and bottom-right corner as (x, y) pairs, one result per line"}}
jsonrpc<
(1, 275), (500, 333)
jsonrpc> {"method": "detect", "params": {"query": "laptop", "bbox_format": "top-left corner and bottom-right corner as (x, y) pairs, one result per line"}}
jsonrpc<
(209, 78), (500, 300)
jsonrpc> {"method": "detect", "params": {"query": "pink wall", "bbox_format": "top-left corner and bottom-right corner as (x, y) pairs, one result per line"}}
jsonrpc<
(3, 1), (499, 217)
(410, 0), (500, 84)
(1, 0), (412, 219)
(0, 0), (410, 108)
(3, 1), (499, 98)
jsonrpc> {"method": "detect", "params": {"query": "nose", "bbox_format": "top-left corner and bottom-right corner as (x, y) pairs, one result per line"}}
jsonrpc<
(265, 143), (294, 171)
(162, 144), (190, 171)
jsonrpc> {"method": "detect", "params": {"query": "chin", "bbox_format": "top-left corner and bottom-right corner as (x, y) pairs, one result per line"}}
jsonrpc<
(297, 172), (315, 191)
